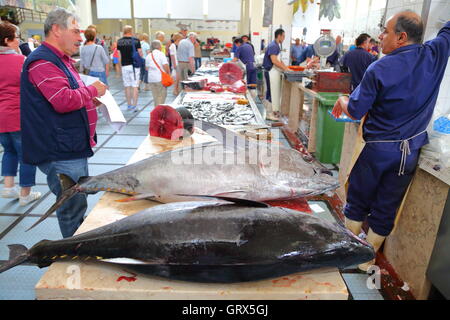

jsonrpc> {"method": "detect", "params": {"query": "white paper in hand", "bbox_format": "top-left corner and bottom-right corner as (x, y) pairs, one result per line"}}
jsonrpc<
(97, 90), (127, 133)
(79, 74), (127, 133)
(79, 74), (100, 86)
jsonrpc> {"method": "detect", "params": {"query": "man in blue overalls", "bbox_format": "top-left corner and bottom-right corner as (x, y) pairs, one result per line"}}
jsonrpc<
(332, 11), (450, 271)
(232, 38), (257, 89)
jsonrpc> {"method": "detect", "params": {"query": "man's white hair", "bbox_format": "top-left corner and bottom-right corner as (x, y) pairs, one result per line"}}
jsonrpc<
(44, 7), (79, 36)
(151, 39), (162, 50)
(188, 32), (197, 39)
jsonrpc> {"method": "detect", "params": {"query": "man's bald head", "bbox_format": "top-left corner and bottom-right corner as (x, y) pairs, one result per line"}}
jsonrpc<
(393, 10), (424, 44)
(379, 10), (423, 54)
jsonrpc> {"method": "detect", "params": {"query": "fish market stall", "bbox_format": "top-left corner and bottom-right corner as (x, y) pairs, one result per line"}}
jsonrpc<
(35, 132), (350, 300)
(382, 160), (450, 300)
(175, 62), (271, 140)
(281, 82), (321, 153)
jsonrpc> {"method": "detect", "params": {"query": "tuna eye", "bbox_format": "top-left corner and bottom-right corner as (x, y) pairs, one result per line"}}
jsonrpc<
(320, 169), (333, 176)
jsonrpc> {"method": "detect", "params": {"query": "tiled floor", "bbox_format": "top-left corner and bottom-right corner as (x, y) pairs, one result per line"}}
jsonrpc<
(0, 71), (384, 300)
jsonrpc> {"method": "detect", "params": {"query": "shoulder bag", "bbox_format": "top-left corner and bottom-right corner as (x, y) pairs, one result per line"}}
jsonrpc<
(151, 52), (174, 87)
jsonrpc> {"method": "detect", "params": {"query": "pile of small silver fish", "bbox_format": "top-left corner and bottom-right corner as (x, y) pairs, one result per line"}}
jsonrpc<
(183, 101), (256, 126)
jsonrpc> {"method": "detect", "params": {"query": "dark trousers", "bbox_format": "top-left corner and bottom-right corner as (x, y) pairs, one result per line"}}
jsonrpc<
(246, 64), (257, 87)
(264, 70), (271, 102)
(344, 144), (420, 236)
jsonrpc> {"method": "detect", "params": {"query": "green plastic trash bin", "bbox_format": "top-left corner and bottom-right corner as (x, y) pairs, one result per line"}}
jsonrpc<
(315, 92), (345, 164)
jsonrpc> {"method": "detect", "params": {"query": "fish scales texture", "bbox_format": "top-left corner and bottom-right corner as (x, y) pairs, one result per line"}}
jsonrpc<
(81, 143), (337, 201)
(4, 202), (374, 283)
(29, 121), (339, 231)
(1, 202), (374, 282)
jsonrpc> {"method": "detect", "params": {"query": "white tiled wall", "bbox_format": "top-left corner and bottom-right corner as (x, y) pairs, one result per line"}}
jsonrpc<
(424, 0), (450, 120)
(386, 0), (425, 18)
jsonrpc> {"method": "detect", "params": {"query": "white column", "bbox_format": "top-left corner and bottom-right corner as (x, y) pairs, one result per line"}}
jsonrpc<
(75, 0), (93, 30)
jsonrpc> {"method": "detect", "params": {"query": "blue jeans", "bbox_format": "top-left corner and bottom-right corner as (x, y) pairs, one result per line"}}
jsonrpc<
(89, 71), (108, 86)
(38, 158), (89, 238)
(195, 57), (202, 70)
(0, 131), (37, 187)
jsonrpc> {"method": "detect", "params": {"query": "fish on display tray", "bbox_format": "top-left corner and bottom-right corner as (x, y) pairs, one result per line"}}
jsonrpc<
(182, 101), (255, 126)
(0, 197), (375, 283)
(24, 121), (340, 231)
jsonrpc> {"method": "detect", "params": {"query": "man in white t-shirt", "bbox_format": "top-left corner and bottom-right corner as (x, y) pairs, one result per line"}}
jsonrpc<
(170, 34), (183, 95)
(177, 32), (196, 82)
(145, 40), (170, 106)
(117, 25), (143, 112)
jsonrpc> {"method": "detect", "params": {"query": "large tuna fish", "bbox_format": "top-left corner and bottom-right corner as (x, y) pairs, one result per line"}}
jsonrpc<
(0, 198), (374, 283)
(29, 121), (339, 230)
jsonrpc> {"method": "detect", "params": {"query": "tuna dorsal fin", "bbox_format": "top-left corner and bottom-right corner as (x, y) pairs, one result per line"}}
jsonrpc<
(191, 120), (251, 151)
(176, 194), (270, 208)
(58, 174), (76, 192)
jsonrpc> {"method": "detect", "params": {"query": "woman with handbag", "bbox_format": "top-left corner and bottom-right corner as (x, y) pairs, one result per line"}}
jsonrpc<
(145, 40), (173, 106)
(80, 28), (110, 85)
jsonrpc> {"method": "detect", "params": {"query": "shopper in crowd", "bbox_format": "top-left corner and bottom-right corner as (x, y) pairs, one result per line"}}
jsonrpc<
(20, 8), (107, 237)
(87, 24), (108, 56)
(232, 37), (257, 89)
(241, 35), (255, 54)
(291, 38), (304, 66)
(117, 25), (143, 112)
(80, 27), (110, 86)
(179, 27), (188, 39)
(165, 34), (174, 70)
(335, 35), (344, 56)
(177, 32), (196, 82)
(155, 31), (166, 55)
(332, 12), (450, 271)
(194, 38), (202, 70)
(261, 39), (266, 52)
(111, 36), (121, 77)
(340, 33), (377, 91)
(140, 33), (151, 91)
(369, 38), (379, 56)
(297, 42), (315, 65)
(170, 33), (183, 95)
(262, 28), (290, 120)
(0, 21), (41, 206)
(18, 35), (32, 56)
(146, 40), (170, 107)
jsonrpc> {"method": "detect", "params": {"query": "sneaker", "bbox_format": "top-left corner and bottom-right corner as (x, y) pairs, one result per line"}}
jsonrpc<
(127, 105), (136, 112)
(19, 191), (42, 206)
(1, 187), (20, 199)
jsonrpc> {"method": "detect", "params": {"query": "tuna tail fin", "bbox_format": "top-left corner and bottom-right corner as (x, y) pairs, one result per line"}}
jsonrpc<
(0, 245), (29, 274)
(26, 174), (84, 232)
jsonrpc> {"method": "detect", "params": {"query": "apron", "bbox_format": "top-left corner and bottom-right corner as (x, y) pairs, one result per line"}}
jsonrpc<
(344, 116), (425, 233)
(269, 53), (283, 112)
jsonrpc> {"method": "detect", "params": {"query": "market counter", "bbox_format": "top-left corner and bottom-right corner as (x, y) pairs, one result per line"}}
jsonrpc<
(35, 132), (350, 300)
(383, 160), (450, 300)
